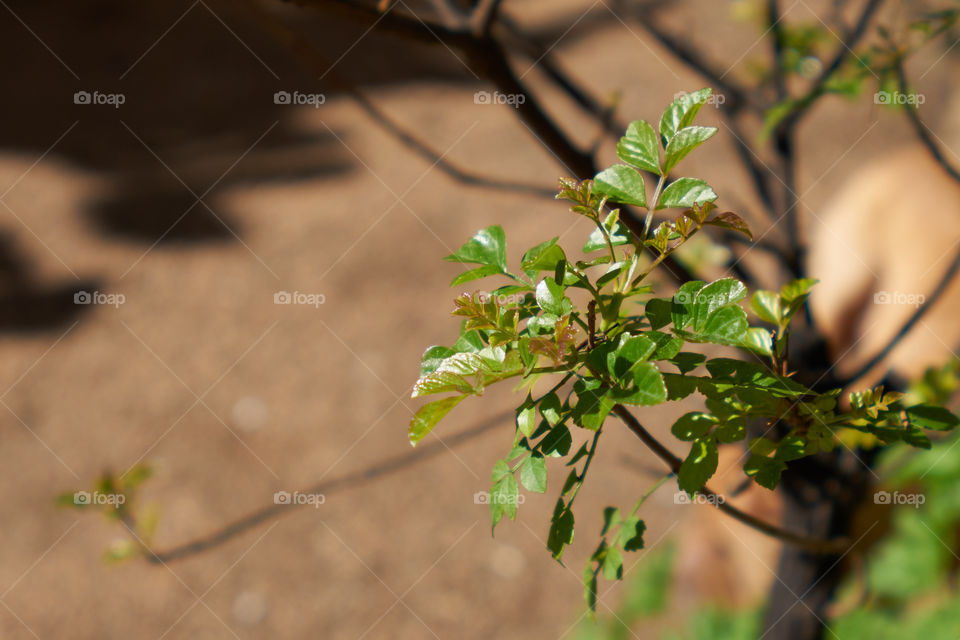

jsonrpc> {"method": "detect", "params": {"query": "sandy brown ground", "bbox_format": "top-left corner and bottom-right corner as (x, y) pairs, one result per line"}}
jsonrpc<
(0, 1), (956, 638)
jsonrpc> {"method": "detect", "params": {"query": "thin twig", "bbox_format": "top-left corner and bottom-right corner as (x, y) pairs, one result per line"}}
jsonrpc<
(895, 55), (960, 183)
(144, 408), (512, 563)
(498, 14), (626, 136)
(768, 0), (788, 101)
(843, 245), (960, 387)
(250, 0), (554, 198)
(628, 9), (762, 115)
(778, 0), (886, 131)
(612, 404), (851, 554)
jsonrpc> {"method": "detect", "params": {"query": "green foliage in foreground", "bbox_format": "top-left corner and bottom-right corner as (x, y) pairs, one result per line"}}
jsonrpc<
(573, 424), (960, 639)
(409, 89), (959, 613)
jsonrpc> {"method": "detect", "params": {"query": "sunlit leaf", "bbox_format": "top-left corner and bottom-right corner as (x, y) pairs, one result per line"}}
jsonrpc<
(594, 165), (647, 207)
(409, 396), (465, 445)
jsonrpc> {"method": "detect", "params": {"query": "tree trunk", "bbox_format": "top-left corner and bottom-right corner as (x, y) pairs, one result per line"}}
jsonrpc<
(760, 432), (880, 639)
(762, 333), (875, 639)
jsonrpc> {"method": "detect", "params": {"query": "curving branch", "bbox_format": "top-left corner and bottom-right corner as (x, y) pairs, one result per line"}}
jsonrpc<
(612, 404), (851, 554)
(842, 56), (960, 387)
(895, 56), (960, 184)
(842, 245), (960, 387)
(143, 408), (512, 564)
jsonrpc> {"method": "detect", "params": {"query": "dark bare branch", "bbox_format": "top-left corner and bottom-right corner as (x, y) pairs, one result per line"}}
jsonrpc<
(145, 409), (510, 563)
(612, 404), (851, 554)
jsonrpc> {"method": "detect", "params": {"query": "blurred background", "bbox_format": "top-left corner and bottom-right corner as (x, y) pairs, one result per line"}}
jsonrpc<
(1, 0), (958, 638)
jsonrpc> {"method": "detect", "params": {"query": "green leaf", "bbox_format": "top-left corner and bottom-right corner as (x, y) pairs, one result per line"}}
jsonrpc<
(697, 306), (749, 345)
(541, 423), (572, 456)
(751, 290), (781, 324)
(645, 298), (673, 330)
(619, 516), (646, 551)
(774, 434), (808, 461)
(671, 352), (706, 374)
(904, 424), (932, 449)
(444, 225), (507, 271)
(491, 459), (512, 483)
(490, 472), (520, 530)
(547, 499), (575, 561)
(649, 331), (684, 360)
(610, 335), (657, 378)
(596, 261), (627, 290)
(672, 280), (706, 330)
(520, 455), (548, 493)
(583, 564), (598, 613)
(714, 417), (746, 443)
(535, 278), (568, 315)
(906, 405), (960, 431)
(780, 278), (818, 303)
(420, 346), (456, 377)
(659, 88), (713, 144)
(662, 126), (717, 174)
(744, 454), (787, 490)
(614, 362), (668, 406)
(743, 327), (773, 356)
(691, 278), (747, 331)
(748, 437), (777, 456)
(453, 330), (484, 353)
(658, 178), (717, 209)
(593, 165), (647, 207)
(409, 396), (466, 445)
(539, 392), (563, 426)
(121, 464), (153, 488)
(516, 396), (537, 438)
(522, 238), (566, 274)
(664, 372), (699, 400)
(572, 378), (616, 430)
(602, 544), (624, 580)
(583, 211), (631, 253)
(601, 506), (621, 535)
(617, 120), (661, 174)
(412, 351), (524, 398)
(671, 412), (717, 441)
(450, 264), (503, 286)
(678, 436), (719, 495)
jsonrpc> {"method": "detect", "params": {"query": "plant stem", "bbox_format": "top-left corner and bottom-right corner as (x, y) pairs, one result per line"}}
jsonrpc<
(643, 175), (666, 239)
